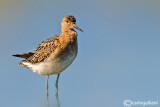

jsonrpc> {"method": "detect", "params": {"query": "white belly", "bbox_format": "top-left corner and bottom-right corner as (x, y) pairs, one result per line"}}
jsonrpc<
(22, 52), (77, 75)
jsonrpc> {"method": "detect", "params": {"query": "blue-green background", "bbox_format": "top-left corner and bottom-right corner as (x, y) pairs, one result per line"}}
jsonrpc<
(0, 0), (160, 107)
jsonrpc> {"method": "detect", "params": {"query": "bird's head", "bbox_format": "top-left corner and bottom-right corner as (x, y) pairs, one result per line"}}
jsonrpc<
(61, 15), (83, 33)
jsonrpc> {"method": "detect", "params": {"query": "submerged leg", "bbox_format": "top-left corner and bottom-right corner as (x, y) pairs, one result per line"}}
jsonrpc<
(46, 75), (49, 106)
(55, 74), (60, 95)
(55, 74), (60, 107)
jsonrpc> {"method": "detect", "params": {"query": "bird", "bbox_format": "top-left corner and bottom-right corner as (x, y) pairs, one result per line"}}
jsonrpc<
(12, 15), (83, 101)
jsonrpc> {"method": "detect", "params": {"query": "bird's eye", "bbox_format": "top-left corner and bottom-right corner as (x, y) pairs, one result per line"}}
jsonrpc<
(66, 21), (69, 23)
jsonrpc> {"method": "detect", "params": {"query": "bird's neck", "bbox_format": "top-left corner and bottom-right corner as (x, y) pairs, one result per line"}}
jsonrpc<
(60, 29), (77, 44)
(59, 29), (78, 51)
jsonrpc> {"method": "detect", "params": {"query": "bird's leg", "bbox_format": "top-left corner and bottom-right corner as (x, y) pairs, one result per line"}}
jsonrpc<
(55, 74), (60, 95)
(56, 92), (60, 107)
(46, 75), (49, 106)
(55, 74), (60, 107)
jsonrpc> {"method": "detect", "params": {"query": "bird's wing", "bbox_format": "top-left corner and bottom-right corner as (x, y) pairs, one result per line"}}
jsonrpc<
(12, 50), (36, 59)
(24, 34), (60, 64)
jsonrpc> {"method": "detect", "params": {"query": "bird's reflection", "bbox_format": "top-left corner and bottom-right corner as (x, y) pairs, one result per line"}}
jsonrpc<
(45, 93), (60, 107)
(55, 93), (60, 107)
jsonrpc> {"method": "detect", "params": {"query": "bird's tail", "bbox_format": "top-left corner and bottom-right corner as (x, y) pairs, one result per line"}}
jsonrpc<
(12, 50), (36, 59)
(12, 54), (26, 58)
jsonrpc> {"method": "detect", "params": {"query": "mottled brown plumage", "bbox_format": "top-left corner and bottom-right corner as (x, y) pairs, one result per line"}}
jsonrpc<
(13, 15), (83, 75)
(24, 35), (61, 64)
(12, 15), (83, 97)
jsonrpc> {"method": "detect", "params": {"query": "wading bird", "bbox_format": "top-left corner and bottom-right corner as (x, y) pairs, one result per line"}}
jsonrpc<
(13, 15), (83, 102)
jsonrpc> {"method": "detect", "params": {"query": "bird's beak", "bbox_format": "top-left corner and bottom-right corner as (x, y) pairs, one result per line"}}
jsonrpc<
(73, 24), (83, 32)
